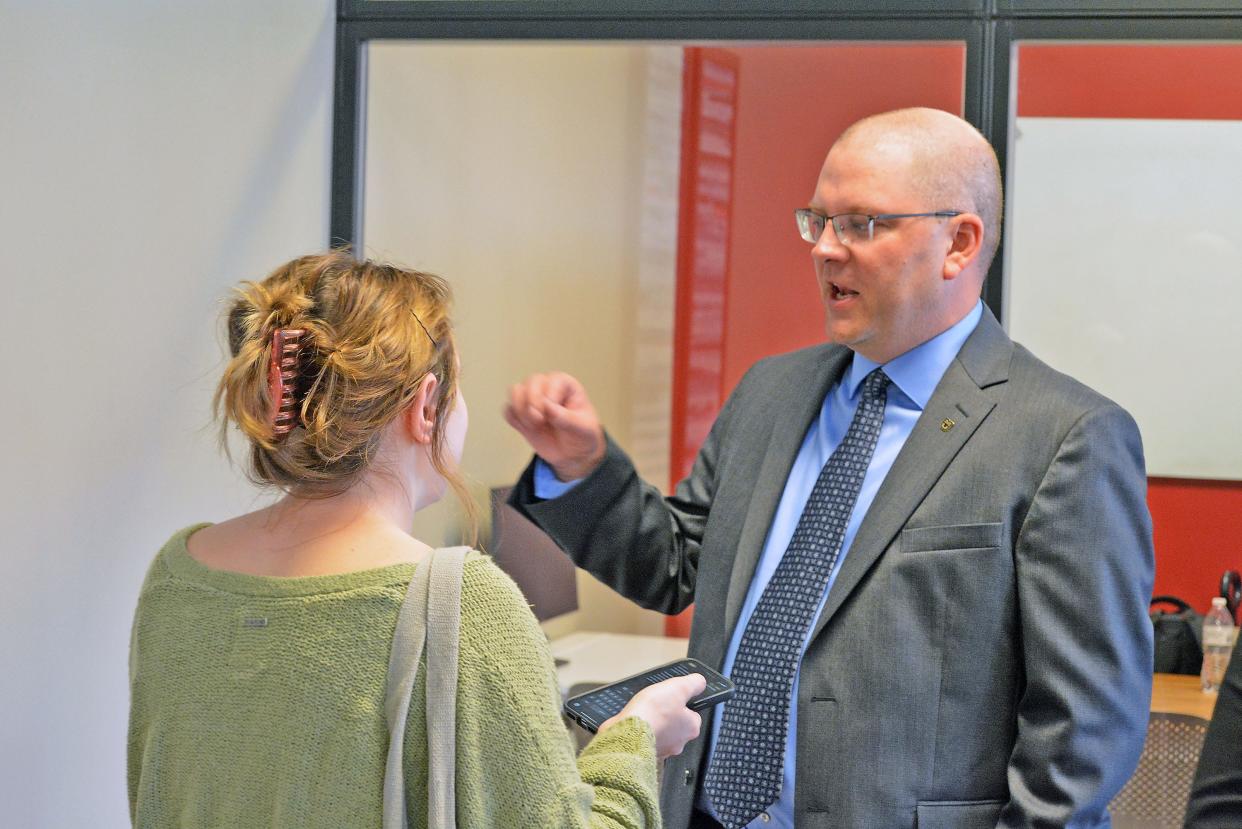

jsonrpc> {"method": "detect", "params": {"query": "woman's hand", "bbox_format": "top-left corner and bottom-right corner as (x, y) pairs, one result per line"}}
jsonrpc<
(601, 673), (706, 759)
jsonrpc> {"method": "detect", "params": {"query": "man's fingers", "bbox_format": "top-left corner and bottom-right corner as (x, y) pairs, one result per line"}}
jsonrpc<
(506, 374), (591, 432)
(527, 373), (553, 409)
(501, 400), (528, 433)
(505, 384), (526, 420)
(518, 375), (557, 426)
(559, 375), (592, 411)
(504, 382), (548, 435)
(504, 383), (539, 432)
(542, 397), (588, 434)
(507, 373), (591, 410)
(543, 372), (583, 410)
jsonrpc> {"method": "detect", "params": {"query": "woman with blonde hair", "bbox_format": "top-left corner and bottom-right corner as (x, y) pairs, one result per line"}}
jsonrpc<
(127, 251), (703, 828)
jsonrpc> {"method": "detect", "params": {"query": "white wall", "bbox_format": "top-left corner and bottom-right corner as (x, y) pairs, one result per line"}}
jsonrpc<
(1007, 116), (1242, 479)
(0, 2), (334, 825)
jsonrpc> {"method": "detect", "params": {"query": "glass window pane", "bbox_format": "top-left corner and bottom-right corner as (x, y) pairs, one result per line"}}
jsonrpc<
(1006, 42), (1242, 479)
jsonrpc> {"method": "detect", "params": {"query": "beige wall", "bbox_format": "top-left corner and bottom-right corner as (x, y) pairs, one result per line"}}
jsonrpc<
(364, 42), (680, 635)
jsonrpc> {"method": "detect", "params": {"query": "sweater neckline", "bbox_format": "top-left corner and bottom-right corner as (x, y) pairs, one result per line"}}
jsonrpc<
(161, 523), (418, 598)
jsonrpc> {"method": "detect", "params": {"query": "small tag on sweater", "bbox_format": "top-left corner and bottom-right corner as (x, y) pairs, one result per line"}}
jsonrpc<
(242, 617), (268, 628)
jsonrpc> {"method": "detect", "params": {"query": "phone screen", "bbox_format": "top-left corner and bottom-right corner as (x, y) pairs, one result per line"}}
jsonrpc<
(564, 658), (734, 732)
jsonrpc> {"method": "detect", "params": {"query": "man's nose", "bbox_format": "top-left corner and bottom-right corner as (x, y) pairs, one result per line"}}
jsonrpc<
(812, 225), (847, 262)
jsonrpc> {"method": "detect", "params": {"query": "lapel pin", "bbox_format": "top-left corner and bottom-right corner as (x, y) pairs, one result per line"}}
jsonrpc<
(941, 418), (956, 432)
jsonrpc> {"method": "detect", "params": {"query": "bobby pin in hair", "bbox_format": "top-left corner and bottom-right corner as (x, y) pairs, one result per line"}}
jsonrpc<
(411, 309), (438, 348)
(268, 328), (306, 440)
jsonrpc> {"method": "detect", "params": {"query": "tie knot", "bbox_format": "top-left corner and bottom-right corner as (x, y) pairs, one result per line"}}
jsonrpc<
(863, 368), (891, 400)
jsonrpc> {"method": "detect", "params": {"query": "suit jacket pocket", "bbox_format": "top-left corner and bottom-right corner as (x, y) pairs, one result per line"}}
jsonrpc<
(916, 799), (1005, 829)
(902, 522), (1003, 554)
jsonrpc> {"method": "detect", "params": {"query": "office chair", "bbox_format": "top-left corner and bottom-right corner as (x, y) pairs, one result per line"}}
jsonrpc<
(1108, 712), (1210, 828)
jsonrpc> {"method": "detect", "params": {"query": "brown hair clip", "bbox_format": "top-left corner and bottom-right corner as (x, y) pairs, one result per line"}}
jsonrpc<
(268, 328), (306, 440)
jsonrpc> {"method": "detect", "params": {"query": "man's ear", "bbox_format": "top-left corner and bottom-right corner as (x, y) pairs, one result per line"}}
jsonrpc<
(943, 213), (985, 280)
(403, 373), (440, 445)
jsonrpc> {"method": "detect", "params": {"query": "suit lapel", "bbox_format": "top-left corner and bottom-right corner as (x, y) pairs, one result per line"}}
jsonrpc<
(722, 346), (852, 640)
(808, 309), (1013, 643)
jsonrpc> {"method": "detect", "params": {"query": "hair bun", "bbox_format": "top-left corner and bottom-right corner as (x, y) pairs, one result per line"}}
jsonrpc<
(252, 276), (314, 331)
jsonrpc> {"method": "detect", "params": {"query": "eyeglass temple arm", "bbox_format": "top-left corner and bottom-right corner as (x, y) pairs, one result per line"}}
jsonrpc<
(872, 211), (962, 220)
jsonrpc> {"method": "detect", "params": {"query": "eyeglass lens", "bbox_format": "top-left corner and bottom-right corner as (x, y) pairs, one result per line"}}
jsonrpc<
(795, 210), (872, 245)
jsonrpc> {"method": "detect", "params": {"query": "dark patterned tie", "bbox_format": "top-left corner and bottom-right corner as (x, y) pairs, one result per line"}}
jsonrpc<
(702, 368), (891, 829)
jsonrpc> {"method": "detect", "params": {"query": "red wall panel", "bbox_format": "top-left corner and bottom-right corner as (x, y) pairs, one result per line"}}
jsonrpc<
(672, 48), (739, 490)
(1017, 44), (1242, 121)
(1148, 478), (1242, 612)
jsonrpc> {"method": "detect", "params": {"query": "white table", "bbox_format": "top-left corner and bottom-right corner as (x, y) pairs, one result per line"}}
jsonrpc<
(551, 631), (690, 698)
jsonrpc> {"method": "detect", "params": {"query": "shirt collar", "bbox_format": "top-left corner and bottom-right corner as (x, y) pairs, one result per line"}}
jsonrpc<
(843, 300), (984, 410)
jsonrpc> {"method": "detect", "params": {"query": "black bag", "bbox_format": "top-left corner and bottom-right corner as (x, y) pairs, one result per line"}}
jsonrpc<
(1150, 596), (1203, 675)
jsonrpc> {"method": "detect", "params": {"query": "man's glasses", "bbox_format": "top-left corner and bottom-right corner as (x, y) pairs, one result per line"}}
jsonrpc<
(794, 208), (962, 246)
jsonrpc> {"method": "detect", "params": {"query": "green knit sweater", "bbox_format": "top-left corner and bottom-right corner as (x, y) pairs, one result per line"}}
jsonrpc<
(128, 525), (660, 828)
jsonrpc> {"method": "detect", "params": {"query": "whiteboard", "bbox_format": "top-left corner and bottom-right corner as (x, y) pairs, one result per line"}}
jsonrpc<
(1007, 116), (1242, 479)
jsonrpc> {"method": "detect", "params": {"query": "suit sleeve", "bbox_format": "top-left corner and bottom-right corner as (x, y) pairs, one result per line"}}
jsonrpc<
(509, 375), (747, 616)
(1000, 403), (1155, 828)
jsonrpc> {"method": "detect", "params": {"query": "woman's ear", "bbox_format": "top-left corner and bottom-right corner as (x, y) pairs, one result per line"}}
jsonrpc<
(403, 373), (440, 445)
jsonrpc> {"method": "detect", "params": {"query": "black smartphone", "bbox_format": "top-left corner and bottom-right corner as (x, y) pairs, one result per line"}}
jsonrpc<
(563, 657), (735, 733)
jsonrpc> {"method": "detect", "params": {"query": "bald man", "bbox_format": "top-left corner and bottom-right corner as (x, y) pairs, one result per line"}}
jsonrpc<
(506, 108), (1154, 829)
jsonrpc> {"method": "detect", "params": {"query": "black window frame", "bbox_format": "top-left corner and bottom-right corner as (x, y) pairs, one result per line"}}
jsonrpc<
(332, 0), (1242, 318)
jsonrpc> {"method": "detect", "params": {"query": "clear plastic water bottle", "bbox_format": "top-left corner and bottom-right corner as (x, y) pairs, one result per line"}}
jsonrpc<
(1201, 597), (1236, 693)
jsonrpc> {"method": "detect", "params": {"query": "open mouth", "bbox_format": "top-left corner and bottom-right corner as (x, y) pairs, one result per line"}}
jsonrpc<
(829, 282), (859, 300)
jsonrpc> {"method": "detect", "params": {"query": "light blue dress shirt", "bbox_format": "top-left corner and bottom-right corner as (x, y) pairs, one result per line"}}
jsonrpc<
(535, 301), (983, 828)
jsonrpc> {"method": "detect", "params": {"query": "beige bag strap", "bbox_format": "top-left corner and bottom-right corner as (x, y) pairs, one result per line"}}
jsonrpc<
(424, 546), (468, 827)
(383, 546), (470, 829)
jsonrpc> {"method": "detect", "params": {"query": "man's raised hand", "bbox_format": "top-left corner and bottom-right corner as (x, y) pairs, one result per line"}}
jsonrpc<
(504, 372), (606, 482)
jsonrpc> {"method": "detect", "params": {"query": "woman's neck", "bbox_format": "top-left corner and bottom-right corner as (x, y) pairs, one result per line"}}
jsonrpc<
(187, 475), (436, 577)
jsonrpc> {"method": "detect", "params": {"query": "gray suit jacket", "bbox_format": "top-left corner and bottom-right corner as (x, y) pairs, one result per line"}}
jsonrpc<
(512, 308), (1154, 829)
